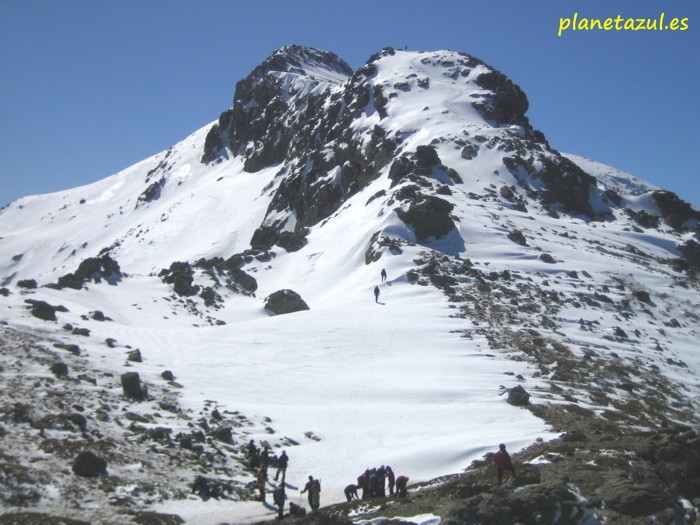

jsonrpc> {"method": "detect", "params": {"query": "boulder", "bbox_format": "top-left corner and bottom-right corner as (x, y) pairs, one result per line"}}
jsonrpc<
(50, 362), (68, 377)
(397, 195), (456, 242)
(25, 299), (58, 321)
(264, 289), (310, 315)
(72, 451), (107, 477)
(121, 371), (147, 401)
(127, 349), (142, 363)
(507, 385), (530, 406)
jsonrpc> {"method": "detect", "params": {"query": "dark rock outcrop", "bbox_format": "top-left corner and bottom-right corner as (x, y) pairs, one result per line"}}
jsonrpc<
(56, 255), (122, 289)
(159, 261), (199, 296)
(17, 279), (37, 289)
(396, 195), (456, 242)
(25, 299), (59, 321)
(264, 289), (310, 315)
(72, 451), (107, 477)
(472, 67), (529, 126)
(136, 177), (165, 207)
(121, 371), (147, 401)
(652, 190), (700, 230)
(537, 156), (598, 218)
(507, 385), (530, 406)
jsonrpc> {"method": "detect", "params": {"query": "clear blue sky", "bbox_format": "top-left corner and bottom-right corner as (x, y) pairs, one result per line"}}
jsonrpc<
(1, 0), (698, 208)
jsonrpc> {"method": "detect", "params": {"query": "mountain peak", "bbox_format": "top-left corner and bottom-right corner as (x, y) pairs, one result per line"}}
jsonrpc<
(237, 44), (353, 95)
(266, 44), (354, 80)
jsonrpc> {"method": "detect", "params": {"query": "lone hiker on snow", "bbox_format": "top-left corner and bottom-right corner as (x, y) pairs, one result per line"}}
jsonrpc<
(374, 285), (380, 303)
(494, 443), (517, 486)
(381, 268), (387, 282)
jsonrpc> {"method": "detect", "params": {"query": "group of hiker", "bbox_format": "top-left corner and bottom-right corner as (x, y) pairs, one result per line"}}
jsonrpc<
(344, 465), (409, 501)
(245, 434), (516, 519)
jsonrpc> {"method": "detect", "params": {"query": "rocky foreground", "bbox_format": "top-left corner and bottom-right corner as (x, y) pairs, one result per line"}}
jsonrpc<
(1, 316), (698, 525)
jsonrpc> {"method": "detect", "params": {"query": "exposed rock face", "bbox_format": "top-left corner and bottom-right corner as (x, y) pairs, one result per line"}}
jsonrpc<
(652, 190), (700, 230)
(472, 67), (529, 126)
(264, 289), (310, 315)
(200, 45), (629, 253)
(537, 156), (598, 217)
(396, 195), (456, 241)
(55, 254), (122, 289)
(159, 261), (199, 296)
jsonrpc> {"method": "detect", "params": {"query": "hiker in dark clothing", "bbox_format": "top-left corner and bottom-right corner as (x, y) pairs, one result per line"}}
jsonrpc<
(261, 446), (270, 468)
(374, 286), (380, 303)
(275, 450), (288, 482)
(395, 475), (409, 498)
(273, 485), (286, 520)
(381, 268), (387, 282)
(344, 483), (360, 502)
(247, 439), (257, 457)
(376, 466), (387, 497)
(386, 466), (395, 495)
(494, 443), (516, 486)
(301, 475), (320, 511)
(248, 439), (260, 469)
(256, 466), (267, 502)
(358, 471), (369, 499)
(368, 470), (379, 497)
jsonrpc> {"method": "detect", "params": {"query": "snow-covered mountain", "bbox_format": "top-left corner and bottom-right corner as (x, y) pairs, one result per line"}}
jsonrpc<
(1, 45), (699, 525)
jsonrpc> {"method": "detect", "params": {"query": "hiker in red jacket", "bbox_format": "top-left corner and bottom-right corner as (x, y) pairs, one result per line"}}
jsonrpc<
(494, 443), (517, 486)
(301, 475), (320, 511)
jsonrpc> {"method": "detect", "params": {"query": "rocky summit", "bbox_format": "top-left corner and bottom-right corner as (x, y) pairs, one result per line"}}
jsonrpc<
(0, 46), (698, 525)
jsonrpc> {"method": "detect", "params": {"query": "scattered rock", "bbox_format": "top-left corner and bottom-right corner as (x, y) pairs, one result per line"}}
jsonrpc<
(72, 451), (107, 477)
(50, 362), (68, 377)
(507, 229), (527, 246)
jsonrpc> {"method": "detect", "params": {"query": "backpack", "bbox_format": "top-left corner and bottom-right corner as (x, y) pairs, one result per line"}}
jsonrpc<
(313, 479), (321, 493)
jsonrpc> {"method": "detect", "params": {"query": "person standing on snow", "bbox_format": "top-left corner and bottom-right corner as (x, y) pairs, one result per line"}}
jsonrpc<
(494, 443), (517, 486)
(386, 466), (396, 495)
(273, 484), (286, 520)
(374, 285), (380, 303)
(381, 268), (387, 282)
(275, 450), (288, 482)
(256, 466), (267, 501)
(301, 475), (320, 511)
